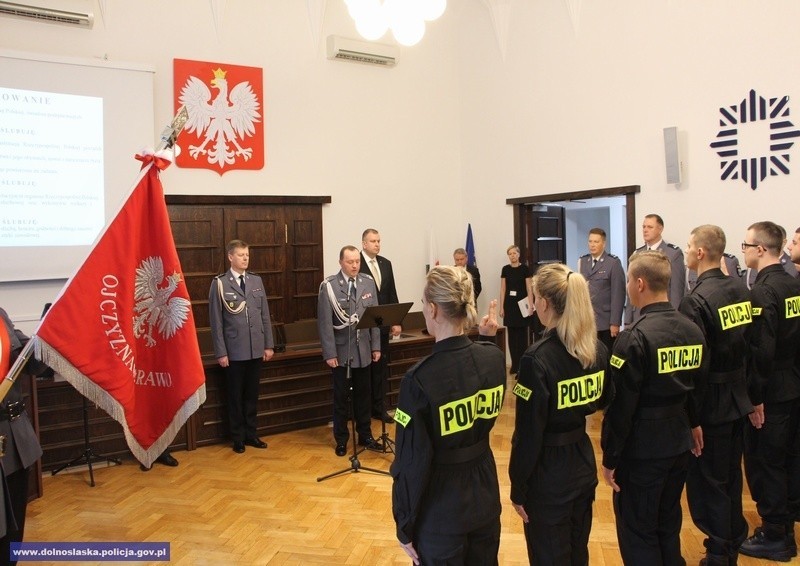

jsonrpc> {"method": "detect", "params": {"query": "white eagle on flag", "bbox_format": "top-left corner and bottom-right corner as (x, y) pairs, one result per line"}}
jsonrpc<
(179, 68), (261, 168)
(133, 257), (191, 347)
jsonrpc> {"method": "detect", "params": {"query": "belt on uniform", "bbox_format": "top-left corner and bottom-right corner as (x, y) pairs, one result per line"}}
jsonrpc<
(0, 401), (25, 422)
(707, 367), (745, 384)
(543, 427), (585, 447)
(433, 438), (490, 465)
(637, 402), (684, 420)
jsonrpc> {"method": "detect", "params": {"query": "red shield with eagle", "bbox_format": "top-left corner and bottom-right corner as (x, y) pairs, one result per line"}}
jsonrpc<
(173, 59), (265, 174)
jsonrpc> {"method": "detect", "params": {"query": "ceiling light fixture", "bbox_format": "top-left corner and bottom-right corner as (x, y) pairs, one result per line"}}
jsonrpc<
(345, 0), (446, 47)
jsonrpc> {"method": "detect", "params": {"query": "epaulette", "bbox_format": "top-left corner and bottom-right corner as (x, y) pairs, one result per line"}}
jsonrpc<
(361, 272), (374, 281)
(607, 253), (619, 259)
(666, 242), (681, 250)
(579, 253), (591, 259)
(723, 252), (735, 259)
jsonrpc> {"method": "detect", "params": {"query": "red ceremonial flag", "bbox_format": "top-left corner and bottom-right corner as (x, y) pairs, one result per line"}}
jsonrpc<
(33, 153), (206, 468)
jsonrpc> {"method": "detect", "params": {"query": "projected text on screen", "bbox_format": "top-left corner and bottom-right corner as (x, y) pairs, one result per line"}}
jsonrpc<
(0, 87), (104, 247)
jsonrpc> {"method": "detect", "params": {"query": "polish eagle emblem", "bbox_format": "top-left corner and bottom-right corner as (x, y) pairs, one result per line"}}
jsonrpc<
(178, 67), (261, 169)
(133, 257), (191, 347)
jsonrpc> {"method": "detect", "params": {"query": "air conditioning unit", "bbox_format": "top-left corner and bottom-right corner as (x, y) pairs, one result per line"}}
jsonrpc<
(0, 0), (93, 28)
(326, 35), (398, 67)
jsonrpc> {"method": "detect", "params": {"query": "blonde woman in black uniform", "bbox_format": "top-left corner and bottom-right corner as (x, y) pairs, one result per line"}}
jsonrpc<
(391, 266), (506, 565)
(509, 263), (612, 565)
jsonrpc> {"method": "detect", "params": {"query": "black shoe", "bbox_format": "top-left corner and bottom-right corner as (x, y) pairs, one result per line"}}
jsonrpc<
(372, 411), (394, 423)
(244, 437), (267, 449)
(359, 436), (385, 451)
(739, 528), (795, 561)
(233, 441), (245, 454)
(156, 452), (179, 467)
(335, 444), (347, 457)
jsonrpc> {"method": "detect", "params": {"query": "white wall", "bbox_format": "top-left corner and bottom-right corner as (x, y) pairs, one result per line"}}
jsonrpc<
(4, 0), (800, 331)
(0, 1), (468, 325)
(458, 0), (800, 306)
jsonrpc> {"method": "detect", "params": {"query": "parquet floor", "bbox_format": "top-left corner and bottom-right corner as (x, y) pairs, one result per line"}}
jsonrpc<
(26, 372), (788, 565)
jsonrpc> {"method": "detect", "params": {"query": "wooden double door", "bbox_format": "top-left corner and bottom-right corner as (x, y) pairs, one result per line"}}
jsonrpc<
(165, 195), (330, 360)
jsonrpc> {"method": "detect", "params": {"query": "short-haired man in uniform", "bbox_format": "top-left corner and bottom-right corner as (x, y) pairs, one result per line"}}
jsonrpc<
(453, 247), (482, 305)
(624, 214), (686, 325)
(208, 239), (274, 454)
(790, 226), (800, 273)
(318, 245), (383, 456)
(578, 227), (625, 352)
(359, 229), (400, 423)
(601, 251), (708, 564)
(739, 221), (800, 561)
(679, 225), (754, 565)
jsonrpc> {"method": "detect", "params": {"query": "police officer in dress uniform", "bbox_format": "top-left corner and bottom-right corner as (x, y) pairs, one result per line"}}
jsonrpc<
(209, 239), (274, 454)
(578, 227), (626, 352)
(318, 245), (382, 457)
(624, 214), (686, 325)
(391, 266), (505, 565)
(602, 251), (708, 564)
(0, 307), (47, 566)
(738, 221), (800, 561)
(679, 225), (753, 566)
(509, 264), (612, 565)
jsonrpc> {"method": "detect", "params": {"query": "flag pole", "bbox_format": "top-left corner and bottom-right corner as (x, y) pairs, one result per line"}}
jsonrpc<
(0, 106), (190, 405)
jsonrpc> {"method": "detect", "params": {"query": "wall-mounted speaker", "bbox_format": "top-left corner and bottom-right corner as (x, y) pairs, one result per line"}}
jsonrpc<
(663, 126), (682, 184)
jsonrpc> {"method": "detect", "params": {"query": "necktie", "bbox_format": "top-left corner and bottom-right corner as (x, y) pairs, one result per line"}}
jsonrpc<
(370, 259), (382, 289)
(239, 274), (246, 293)
(591, 258), (597, 270)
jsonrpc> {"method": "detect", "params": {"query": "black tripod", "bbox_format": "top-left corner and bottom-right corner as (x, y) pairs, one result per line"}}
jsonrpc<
(52, 396), (121, 487)
(318, 280), (389, 482)
(363, 302), (412, 455)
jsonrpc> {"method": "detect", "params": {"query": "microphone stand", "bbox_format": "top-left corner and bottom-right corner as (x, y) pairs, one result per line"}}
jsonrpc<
(317, 277), (388, 482)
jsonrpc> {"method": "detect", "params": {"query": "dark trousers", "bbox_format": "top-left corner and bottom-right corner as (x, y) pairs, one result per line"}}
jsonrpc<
(743, 398), (800, 531)
(613, 452), (689, 565)
(686, 418), (748, 559)
(332, 364), (372, 445)
(414, 517), (500, 566)
(1, 468), (29, 566)
(597, 330), (614, 354)
(524, 483), (595, 565)
(370, 331), (391, 414)
(507, 326), (529, 374)
(225, 358), (261, 443)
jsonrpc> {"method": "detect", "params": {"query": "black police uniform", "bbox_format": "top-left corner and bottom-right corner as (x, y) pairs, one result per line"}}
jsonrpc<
(679, 268), (754, 563)
(601, 302), (708, 564)
(391, 335), (505, 565)
(741, 263), (800, 557)
(509, 329), (611, 564)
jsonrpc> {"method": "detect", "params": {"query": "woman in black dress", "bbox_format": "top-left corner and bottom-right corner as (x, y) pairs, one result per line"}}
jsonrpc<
(500, 245), (533, 374)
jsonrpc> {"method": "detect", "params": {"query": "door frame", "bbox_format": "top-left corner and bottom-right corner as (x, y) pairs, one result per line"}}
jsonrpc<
(507, 185), (640, 267)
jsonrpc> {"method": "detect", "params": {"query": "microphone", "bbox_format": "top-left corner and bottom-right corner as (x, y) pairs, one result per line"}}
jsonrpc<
(347, 277), (355, 301)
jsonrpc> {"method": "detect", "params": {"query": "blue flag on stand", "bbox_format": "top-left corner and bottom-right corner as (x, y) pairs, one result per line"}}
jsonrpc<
(465, 224), (476, 266)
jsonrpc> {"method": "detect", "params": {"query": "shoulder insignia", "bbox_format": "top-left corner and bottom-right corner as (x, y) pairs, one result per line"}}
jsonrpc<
(512, 381), (532, 401)
(394, 408), (411, 427)
(610, 355), (626, 369)
(666, 242), (681, 250)
(579, 253), (590, 259)
(361, 273), (374, 281)
(752, 307), (762, 316)
(607, 253), (619, 259)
